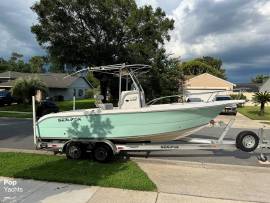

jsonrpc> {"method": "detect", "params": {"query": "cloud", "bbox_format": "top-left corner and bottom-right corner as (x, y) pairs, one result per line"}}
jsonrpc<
(136, 0), (180, 14)
(0, 0), (269, 82)
(0, 0), (45, 59)
(136, 0), (158, 9)
(165, 0), (270, 82)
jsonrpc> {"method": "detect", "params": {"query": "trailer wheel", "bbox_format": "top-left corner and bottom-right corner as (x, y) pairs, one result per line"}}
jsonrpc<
(66, 142), (83, 160)
(236, 131), (259, 152)
(93, 144), (113, 163)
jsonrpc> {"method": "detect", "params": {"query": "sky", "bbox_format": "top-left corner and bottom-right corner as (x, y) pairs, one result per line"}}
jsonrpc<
(0, 0), (270, 83)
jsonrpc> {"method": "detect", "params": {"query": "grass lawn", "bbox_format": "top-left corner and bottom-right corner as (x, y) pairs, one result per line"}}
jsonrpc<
(56, 99), (95, 111)
(0, 111), (32, 118)
(238, 106), (270, 121)
(0, 99), (96, 118)
(0, 152), (156, 191)
(0, 104), (32, 112)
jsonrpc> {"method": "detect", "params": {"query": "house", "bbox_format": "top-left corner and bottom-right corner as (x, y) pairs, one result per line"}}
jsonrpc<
(234, 83), (259, 93)
(0, 71), (92, 100)
(185, 73), (236, 101)
(233, 83), (259, 105)
(260, 78), (270, 92)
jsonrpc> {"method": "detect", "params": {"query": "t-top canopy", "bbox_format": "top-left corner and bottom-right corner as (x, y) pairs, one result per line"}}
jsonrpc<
(66, 64), (150, 99)
(66, 63), (151, 78)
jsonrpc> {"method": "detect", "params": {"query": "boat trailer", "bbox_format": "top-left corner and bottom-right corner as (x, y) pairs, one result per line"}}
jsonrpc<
(115, 119), (270, 162)
(36, 127), (270, 163)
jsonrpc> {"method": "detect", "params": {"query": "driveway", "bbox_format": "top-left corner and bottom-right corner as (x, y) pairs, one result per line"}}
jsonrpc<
(0, 115), (269, 167)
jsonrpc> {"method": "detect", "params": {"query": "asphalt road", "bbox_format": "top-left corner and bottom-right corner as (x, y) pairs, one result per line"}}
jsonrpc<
(0, 117), (269, 167)
(0, 118), (33, 149)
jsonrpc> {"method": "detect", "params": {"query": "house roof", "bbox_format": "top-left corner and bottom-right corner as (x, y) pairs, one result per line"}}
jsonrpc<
(186, 73), (236, 86)
(235, 83), (259, 92)
(260, 78), (270, 92)
(0, 71), (92, 89)
(0, 71), (28, 79)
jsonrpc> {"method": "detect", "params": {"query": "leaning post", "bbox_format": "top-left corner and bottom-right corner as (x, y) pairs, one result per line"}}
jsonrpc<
(73, 95), (76, 110)
(32, 96), (37, 147)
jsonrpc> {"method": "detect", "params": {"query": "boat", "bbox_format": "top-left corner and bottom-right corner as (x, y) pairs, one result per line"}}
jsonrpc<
(36, 64), (244, 143)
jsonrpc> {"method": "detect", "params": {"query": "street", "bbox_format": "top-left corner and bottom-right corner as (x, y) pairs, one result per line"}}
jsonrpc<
(0, 117), (269, 167)
(0, 118), (33, 150)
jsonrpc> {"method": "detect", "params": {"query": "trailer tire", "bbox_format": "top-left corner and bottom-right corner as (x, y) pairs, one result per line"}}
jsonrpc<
(93, 143), (113, 163)
(66, 142), (83, 160)
(236, 131), (259, 152)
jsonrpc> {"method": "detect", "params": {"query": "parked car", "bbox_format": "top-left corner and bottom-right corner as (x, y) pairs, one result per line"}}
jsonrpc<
(215, 95), (237, 115)
(0, 90), (14, 106)
(186, 97), (202, 102)
(36, 98), (59, 119)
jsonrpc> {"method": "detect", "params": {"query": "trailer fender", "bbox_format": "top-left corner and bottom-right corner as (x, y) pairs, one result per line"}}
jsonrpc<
(96, 140), (117, 154)
(62, 140), (73, 153)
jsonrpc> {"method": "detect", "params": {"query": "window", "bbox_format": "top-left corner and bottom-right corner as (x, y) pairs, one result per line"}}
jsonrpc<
(215, 96), (231, 101)
(78, 89), (84, 97)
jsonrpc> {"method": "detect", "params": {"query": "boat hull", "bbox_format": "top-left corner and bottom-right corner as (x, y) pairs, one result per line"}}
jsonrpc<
(36, 104), (225, 142)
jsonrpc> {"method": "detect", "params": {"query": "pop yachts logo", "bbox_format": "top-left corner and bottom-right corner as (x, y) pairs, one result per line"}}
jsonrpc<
(58, 117), (81, 122)
(2, 180), (23, 193)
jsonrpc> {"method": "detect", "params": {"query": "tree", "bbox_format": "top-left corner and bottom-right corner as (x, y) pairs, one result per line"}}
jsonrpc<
(196, 56), (222, 70)
(15, 60), (31, 73)
(9, 52), (23, 62)
(8, 52), (32, 73)
(180, 56), (226, 79)
(180, 60), (223, 78)
(139, 50), (182, 102)
(11, 77), (48, 104)
(0, 53), (47, 73)
(48, 56), (63, 73)
(0, 58), (12, 73)
(31, 0), (174, 100)
(86, 72), (100, 88)
(29, 56), (45, 73)
(253, 91), (270, 115)
(251, 74), (269, 84)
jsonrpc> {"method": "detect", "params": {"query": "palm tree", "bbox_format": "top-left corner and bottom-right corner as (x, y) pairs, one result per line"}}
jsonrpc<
(12, 77), (47, 104)
(253, 91), (270, 115)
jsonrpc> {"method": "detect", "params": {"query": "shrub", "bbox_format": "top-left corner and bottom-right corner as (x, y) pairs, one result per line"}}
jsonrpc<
(53, 95), (64, 101)
(85, 88), (100, 99)
(230, 93), (247, 100)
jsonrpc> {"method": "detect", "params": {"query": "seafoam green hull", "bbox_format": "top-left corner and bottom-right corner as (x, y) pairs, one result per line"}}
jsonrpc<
(36, 105), (224, 141)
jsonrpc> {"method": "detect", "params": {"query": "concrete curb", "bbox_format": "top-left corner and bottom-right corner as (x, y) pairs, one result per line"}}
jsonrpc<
(132, 157), (270, 173)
